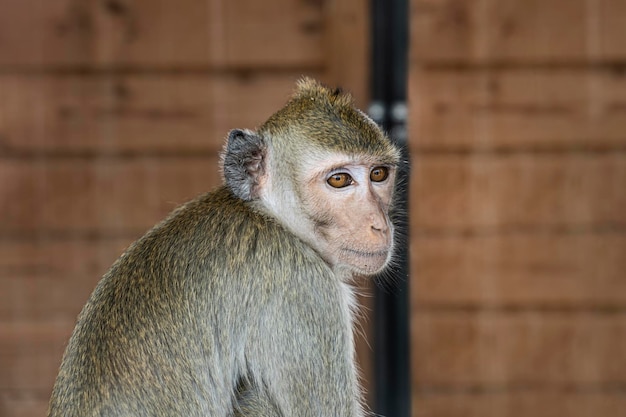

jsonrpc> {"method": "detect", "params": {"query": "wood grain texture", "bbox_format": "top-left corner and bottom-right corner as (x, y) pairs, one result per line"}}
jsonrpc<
(0, 158), (222, 234)
(0, 392), (51, 417)
(409, 0), (626, 416)
(412, 234), (626, 307)
(323, 0), (371, 108)
(409, 68), (626, 151)
(0, 321), (72, 391)
(0, 0), (323, 68)
(411, 153), (626, 231)
(413, 390), (626, 417)
(0, 73), (308, 153)
(0, 239), (131, 320)
(411, 0), (626, 64)
(412, 312), (626, 385)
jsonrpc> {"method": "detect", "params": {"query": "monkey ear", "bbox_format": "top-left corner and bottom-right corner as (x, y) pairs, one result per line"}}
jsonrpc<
(222, 129), (267, 201)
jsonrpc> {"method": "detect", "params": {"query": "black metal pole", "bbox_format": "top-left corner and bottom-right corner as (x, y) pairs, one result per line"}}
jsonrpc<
(369, 0), (411, 416)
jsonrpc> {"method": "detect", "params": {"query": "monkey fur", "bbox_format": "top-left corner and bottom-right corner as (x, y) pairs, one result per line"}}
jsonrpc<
(47, 78), (400, 417)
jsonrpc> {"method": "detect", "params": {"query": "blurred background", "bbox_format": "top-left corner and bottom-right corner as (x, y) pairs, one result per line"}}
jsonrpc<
(0, 0), (625, 416)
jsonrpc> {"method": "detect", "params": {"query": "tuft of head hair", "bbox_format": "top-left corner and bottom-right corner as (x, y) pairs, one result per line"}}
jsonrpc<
(292, 77), (355, 109)
(259, 77), (399, 163)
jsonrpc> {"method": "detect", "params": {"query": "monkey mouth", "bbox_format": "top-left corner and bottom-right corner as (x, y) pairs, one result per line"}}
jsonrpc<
(342, 248), (389, 259)
(340, 247), (390, 275)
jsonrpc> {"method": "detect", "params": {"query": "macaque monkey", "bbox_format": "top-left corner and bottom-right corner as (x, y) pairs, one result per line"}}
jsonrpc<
(47, 78), (401, 416)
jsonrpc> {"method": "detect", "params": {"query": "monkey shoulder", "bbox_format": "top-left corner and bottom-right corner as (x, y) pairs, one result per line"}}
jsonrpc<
(111, 186), (329, 285)
(162, 186), (305, 256)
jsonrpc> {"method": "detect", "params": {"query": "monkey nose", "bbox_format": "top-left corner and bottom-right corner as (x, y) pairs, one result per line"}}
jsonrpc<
(370, 218), (389, 235)
(371, 223), (385, 232)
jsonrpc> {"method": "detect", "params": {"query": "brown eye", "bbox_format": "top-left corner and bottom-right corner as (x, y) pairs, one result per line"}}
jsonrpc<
(370, 166), (389, 182)
(327, 173), (353, 188)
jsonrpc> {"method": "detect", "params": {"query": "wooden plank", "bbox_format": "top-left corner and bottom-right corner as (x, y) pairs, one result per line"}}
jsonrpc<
(411, 0), (626, 63)
(0, 157), (221, 234)
(0, 273), (95, 322)
(0, 73), (303, 153)
(0, 239), (129, 279)
(412, 312), (626, 385)
(0, 321), (72, 391)
(323, 0), (370, 108)
(409, 68), (626, 151)
(413, 390), (626, 417)
(411, 153), (626, 231)
(221, 0), (324, 68)
(0, 239), (132, 320)
(0, 392), (51, 417)
(412, 234), (626, 307)
(0, 0), (323, 68)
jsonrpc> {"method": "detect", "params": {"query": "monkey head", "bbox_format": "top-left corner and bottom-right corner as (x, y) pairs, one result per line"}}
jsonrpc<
(222, 78), (401, 277)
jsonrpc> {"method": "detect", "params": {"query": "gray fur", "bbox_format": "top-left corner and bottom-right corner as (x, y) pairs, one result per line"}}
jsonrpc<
(47, 188), (361, 416)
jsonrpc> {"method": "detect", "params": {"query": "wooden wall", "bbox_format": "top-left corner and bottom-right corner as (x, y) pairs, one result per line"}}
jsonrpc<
(409, 0), (626, 416)
(0, 1), (371, 416)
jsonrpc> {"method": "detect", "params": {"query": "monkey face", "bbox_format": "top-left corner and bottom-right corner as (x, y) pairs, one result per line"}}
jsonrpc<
(292, 153), (397, 276)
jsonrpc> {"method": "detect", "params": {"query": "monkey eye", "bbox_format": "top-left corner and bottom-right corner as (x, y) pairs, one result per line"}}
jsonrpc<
(370, 166), (389, 182)
(327, 173), (353, 188)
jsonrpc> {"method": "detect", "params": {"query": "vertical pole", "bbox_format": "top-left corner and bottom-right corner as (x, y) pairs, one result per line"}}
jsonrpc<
(369, 0), (411, 416)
